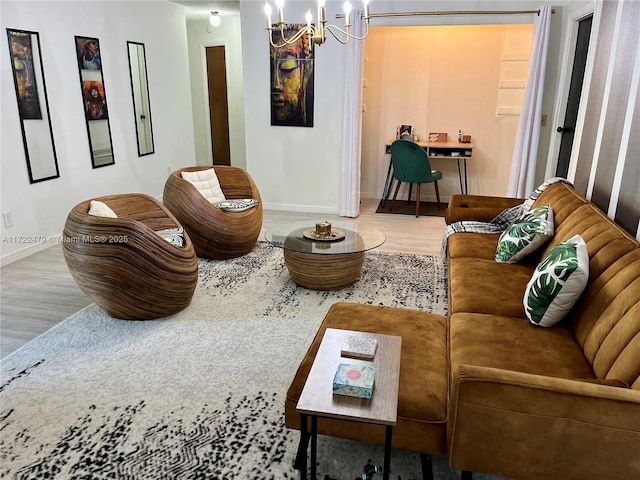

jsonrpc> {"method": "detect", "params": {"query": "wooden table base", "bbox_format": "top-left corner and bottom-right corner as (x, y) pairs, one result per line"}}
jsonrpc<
(283, 250), (365, 290)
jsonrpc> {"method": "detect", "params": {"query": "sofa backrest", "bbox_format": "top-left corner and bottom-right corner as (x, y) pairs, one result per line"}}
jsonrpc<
(533, 183), (640, 389)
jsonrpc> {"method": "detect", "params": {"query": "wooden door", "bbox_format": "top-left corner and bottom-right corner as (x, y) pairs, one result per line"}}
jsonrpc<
(206, 46), (230, 166)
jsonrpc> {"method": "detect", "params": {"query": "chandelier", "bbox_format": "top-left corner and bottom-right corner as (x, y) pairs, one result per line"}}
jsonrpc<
(264, 0), (371, 47)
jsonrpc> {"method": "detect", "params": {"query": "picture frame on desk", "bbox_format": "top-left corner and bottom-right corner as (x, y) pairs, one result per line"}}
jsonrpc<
(396, 124), (412, 139)
(428, 132), (447, 142)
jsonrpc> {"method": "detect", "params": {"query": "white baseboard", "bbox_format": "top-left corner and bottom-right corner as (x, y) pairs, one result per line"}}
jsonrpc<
(1, 235), (62, 267)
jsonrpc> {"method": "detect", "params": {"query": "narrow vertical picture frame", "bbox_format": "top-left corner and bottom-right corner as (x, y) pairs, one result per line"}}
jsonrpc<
(269, 24), (315, 127)
(6, 28), (60, 183)
(74, 35), (115, 168)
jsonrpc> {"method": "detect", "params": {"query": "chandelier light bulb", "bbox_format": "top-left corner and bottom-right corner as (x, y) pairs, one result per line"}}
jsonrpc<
(209, 11), (221, 27)
(343, 1), (352, 16)
(275, 0), (284, 9)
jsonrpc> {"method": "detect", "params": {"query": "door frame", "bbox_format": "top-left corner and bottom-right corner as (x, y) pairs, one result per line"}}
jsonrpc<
(199, 40), (230, 165)
(544, 3), (596, 182)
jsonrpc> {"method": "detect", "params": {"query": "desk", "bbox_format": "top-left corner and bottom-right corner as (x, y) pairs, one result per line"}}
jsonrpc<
(382, 140), (473, 206)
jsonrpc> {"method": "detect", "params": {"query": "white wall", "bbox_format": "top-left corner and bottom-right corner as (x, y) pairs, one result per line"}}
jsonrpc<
(186, 15), (247, 169)
(241, 0), (347, 214)
(239, 0), (570, 213)
(0, 1), (196, 264)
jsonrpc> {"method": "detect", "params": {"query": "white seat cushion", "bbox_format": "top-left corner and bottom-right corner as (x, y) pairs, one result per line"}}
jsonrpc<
(181, 168), (226, 204)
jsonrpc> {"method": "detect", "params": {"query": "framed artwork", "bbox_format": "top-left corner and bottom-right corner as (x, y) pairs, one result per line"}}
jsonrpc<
(6, 28), (59, 183)
(76, 36), (101, 70)
(396, 124), (412, 139)
(74, 35), (114, 168)
(428, 132), (448, 142)
(269, 25), (315, 127)
(83, 80), (108, 120)
(7, 29), (42, 120)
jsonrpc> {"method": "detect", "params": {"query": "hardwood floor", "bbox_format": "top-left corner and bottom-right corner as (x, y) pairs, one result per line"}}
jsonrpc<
(0, 198), (446, 358)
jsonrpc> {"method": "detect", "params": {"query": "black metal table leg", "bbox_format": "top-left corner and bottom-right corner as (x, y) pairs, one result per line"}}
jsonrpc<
(296, 414), (309, 480)
(310, 416), (318, 480)
(381, 157), (394, 207)
(463, 158), (468, 194)
(383, 425), (393, 480)
(457, 158), (464, 194)
(420, 453), (434, 480)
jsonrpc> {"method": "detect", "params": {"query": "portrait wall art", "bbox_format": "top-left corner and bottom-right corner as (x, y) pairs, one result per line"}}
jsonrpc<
(7, 29), (42, 120)
(269, 24), (315, 127)
(74, 35), (114, 168)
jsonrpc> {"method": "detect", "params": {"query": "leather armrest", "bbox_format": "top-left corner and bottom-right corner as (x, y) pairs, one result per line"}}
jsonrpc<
(447, 364), (640, 479)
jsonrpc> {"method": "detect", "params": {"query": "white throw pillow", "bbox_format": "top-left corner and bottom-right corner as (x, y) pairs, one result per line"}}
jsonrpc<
(181, 168), (226, 204)
(495, 205), (554, 263)
(88, 200), (117, 218)
(523, 234), (589, 327)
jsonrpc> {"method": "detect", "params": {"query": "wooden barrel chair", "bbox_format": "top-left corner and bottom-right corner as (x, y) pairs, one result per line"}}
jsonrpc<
(62, 194), (199, 320)
(163, 166), (263, 259)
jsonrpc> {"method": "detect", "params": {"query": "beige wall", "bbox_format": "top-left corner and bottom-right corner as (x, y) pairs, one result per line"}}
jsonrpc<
(362, 24), (533, 202)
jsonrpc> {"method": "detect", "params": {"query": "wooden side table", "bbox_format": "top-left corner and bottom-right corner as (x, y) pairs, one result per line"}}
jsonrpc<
(295, 328), (402, 480)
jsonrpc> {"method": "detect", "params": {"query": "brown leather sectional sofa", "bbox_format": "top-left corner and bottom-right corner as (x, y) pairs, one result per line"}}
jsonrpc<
(285, 181), (640, 479)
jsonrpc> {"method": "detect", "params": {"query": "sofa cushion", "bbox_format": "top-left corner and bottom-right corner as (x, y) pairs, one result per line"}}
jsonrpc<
(449, 257), (534, 317)
(495, 205), (554, 263)
(448, 232), (501, 260)
(524, 234), (589, 327)
(449, 312), (597, 381)
(181, 168), (226, 203)
(530, 181), (589, 227)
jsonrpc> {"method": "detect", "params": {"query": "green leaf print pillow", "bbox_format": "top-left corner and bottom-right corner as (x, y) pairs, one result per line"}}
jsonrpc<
(524, 234), (589, 327)
(495, 205), (554, 263)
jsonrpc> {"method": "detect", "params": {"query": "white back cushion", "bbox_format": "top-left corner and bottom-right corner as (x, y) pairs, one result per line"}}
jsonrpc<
(181, 168), (226, 203)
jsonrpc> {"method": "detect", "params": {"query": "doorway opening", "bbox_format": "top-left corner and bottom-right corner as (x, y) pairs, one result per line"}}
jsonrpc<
(555, 15), (593, 178)
(206, 45), (231, 166)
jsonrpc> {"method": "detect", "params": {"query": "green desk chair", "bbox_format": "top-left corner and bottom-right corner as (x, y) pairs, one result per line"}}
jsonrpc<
(390, 139), (443, 217)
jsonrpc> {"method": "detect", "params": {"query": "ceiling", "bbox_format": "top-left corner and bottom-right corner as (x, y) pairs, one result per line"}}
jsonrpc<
(169, 0), (240, 21)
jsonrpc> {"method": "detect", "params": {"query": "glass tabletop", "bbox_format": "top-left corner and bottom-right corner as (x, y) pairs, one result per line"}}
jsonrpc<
(264, 220), (386, 255)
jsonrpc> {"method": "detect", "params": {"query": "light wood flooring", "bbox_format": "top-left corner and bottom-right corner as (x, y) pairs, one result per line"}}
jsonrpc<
(0, 198), (446, 358)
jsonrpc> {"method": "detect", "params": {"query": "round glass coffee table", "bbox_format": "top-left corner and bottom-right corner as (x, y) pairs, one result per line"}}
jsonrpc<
(264, 220), (386, 290)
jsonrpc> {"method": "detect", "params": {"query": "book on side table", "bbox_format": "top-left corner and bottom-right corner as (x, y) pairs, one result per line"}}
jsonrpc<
(341, 335), (378, 360)
(332, 363), (376, 398)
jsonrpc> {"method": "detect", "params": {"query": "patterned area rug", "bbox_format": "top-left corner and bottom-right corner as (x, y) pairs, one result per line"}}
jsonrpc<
(1, 242), (496, 479)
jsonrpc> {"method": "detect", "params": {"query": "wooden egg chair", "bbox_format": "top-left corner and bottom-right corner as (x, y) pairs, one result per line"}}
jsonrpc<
(163, 166), (263, 259)
(62, 194), (198, 320)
